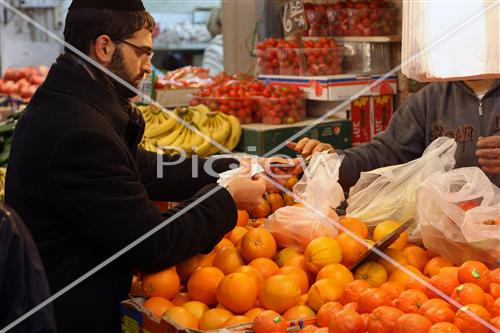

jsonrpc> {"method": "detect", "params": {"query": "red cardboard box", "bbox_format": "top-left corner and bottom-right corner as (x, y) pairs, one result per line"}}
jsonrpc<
(372, 95), (394, 136)
(350, 96), (371, 145)
(348, 95), (394, 145)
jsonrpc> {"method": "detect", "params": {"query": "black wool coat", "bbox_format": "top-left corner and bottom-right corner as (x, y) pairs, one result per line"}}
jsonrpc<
(5, 55), (237, 333)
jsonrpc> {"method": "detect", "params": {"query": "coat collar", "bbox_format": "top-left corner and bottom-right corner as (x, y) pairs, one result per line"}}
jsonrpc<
(42, 54), (132, 136)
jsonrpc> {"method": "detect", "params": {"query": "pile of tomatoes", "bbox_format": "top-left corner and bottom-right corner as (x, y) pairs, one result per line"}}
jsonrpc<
(257, 38), (343, 76)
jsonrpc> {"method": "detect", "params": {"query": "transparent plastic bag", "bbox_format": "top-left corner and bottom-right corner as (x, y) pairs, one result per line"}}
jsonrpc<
(264, 153), (345, 251)
(417, 167), (500, 268)
(346, 137), (457, 227)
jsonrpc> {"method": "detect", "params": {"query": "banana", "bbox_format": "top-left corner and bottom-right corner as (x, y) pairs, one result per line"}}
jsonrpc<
(144, 111), (178, 139)
(178, 127), (193, 155)
(156, 123), (183, 147)
(218, 113), (242, 151)
(170, 125), (188, 148)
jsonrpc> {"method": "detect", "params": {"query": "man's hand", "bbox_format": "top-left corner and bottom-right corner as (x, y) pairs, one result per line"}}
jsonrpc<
(225, 167), (267, 210)
(476, 136), (500, 175)
(287, 138), (335, 157)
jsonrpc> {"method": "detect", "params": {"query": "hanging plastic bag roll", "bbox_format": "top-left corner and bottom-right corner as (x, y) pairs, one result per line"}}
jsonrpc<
(264, 152), (345, 252)
(346, 137), (457, 228)
(417, 167), (500, 268)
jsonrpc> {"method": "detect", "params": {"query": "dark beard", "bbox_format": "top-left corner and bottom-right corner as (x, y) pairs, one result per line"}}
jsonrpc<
(107, 47), (142, 99)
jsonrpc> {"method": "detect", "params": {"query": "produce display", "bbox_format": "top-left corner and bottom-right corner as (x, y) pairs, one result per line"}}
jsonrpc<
(303, 1), (396, 37)
(130, 181), (500, 332)
(0, 66), (48, 101)
(256, 37), (343, 76)
(154, 66), (211, 90)
(138, 104), (242, 157)
(190, 73), (306, 124)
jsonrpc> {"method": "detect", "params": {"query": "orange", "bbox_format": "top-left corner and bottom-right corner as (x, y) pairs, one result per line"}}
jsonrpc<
(276, 266), (310, 295)
(340, 280), (371, 305)
(379, 281), (405, 300)
(316, 301), (343, 327)
(454, 304), (491, 333)
(181, 301), (209, 320)
(457, 260), (491, 292)
(418, 299), (455, 324)
(228, 226), (249, 246)
(423, 256), (454, 277)
(235, 265), (265, 288)
(213, 246), (244, 274)
(328, 308), (365, 333)
(249, 200), (270, 218)
(304, 236), (343, 274)
(283, 192), (296, 206)
(367, 305), (404, 333)
(358, 288), (391, 313)
(428, 322), (461, 333)
(142, 267), (180, 300)
(249, 258), (279, 280)
(354, 262), (388, 287)
(283, 255), (315, 285)
(199, 308), (233, 330)
(430, 269), (460, 298)
(187, 266), (224, 306)
(143, 297), (173, 318)
(275, 247), (301, 267)
(402, 246), (430, 272)
(491, 268), (500, 284)
(394, 289), (429, 313)
(393, 313), (432, 333)
(259, 274), (301, 313)
(335, 233), (369, 267)
(223, 315), (251, 327)
(217, 272), (259, 314)
(389, 265), (424, 286)
(244, 307), (265, 321)
(171, 292), (190, 306)
(248, 217), (267, 228)
(373, 220), (408, 250)
(298, 293), (308, 305)
(237, 210), (250, 226)
(176, 253), (216, 281)
(316, 263), (353, 289)
(282, 305), (315, 321)
(487, 295), (500, 317)
(267, 193), (285, 213)
(491, 316), (500, 330)
(405, 276), (433, 297)
(451, 283), (486, 307)
(491, 283), (500, 298)
(253, 310), (288, 333)
(163, 306), (199, 329)
(214, 238), (235, 253)
(240, 227), (277, 262)
(339, 216), (369, 238)
(307, 279), (343, 312)
(377, 249), (409, 274)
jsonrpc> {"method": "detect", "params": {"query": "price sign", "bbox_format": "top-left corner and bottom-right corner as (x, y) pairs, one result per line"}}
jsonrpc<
(282, 0), (308, 36)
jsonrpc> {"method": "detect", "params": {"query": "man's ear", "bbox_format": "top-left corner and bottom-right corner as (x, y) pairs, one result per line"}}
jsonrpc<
(92, 35), (115, 64)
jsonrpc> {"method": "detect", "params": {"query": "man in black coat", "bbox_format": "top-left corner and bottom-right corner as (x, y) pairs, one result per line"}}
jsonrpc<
(4, 0), (267, 332)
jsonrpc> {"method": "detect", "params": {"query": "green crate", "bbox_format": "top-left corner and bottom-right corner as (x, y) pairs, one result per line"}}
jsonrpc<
(236, 118), (352, 157)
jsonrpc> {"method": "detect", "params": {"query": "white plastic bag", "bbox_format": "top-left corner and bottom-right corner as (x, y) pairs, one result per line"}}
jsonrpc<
(402, 1), (500, 81)
(417, 167), (500, 268)
(346, 137), (457, 227)
(264, 152), (345, 251)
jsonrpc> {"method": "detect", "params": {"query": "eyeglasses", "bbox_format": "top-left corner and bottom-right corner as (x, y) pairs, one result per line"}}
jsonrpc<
(114, 39), (154, 61)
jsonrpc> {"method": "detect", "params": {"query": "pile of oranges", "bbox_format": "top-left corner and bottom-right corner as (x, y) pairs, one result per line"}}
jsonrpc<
(132, 211), (500, 333)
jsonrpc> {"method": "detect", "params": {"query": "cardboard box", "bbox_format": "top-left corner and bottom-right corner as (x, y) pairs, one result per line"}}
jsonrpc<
(155, 88), (199, 108)
(121, 298), (253, 333)
(348, 95), (394, 145)
(258, 74), (397, 101)
(236, 118), (352, 156)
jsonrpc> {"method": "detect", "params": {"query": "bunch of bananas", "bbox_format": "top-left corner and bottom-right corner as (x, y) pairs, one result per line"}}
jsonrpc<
(138, 104), (242, 157)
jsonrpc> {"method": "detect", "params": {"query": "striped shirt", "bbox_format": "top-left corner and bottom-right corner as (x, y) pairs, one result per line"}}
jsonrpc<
(202, 34), (224, 75)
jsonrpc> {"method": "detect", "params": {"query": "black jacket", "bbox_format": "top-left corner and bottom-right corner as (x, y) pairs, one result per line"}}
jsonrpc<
(0, 204), (57, 333)
(5, 55), (237, 332)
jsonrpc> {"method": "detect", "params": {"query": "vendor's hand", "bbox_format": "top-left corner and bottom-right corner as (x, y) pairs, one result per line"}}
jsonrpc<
(287, 138), (335, 157)
(256, 157), (303, 192)
(476, 135), (500, 175)
(225, 168), (267, 210)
